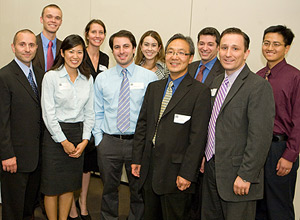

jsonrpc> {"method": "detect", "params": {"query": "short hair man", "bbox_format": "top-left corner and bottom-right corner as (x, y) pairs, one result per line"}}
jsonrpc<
(256, 25), (300, 220)
(33, 4), (62, 72)
(93, 30), (157, 219)
(132, 34), (211, 220)
(0, 29), (44, 220)
(201, 28), (275, 220)
(189, 27), (224, 87)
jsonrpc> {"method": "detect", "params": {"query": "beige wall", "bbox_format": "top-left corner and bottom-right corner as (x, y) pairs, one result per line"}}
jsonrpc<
(0, 0), (299, 218)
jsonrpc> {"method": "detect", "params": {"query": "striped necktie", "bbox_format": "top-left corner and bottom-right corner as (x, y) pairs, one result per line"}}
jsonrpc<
(153, 80), (174, 144)
(205, 76), (229, 161)
(117, 69), (130, 133)
(28, 69), (39, 99)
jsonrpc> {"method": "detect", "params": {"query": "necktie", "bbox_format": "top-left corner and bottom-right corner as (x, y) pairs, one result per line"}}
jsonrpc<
(195, 65), (206, 82)
(28, 69), (39, 98)
(205, 77), (229, 161)
(153, 81), (174, 144)
(264, 69), (271, 80)
(117, 69), (130, 133)
(47, 41), (54, 71)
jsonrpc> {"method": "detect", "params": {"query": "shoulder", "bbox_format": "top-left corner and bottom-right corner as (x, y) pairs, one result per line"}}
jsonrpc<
(95, 66), (116, 82)
(0, 61), (17, 76)
(134, 65), (157, 79)
(190, 60), (200, 67)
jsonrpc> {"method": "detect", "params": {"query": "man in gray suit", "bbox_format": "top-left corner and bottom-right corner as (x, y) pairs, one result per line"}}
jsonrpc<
(189, 27), (224, 87)
(201, 27), (275, 220)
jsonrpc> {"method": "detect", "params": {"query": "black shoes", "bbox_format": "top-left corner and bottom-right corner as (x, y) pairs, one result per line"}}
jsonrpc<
(75, 199), (92, 220)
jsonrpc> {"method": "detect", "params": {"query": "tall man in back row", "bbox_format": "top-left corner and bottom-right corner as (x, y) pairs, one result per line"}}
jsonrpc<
(201, 28), (275, 220)
(256, 25), (300, 220)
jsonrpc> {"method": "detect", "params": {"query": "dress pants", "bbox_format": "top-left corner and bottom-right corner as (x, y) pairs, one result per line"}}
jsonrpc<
(256, 141), (299, 220)
(189, 171), (203, 220)
(97, 134), (144, 220)
(201, 157), (256, 220)
(1, 166), (40, 220)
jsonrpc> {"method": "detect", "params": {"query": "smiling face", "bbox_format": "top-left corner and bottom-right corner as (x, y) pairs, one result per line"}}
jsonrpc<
(40, 7), (62, 34)
(197, 35), (218, 64)
(61, 44), (84, 71)
(112, 37), (135, 68)
(86, 23), (105, 48)
(219, 33), (249, 75)
(140, 36), (161, 61)
(165, 39), (194, 79)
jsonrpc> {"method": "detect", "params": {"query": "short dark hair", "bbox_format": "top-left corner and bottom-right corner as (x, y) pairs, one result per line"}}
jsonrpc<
(109, 30), (136, 50)
(197, 27), (220, 45)
(165, 33), (195, 56)
(13, 29), (36, 45)
(41, 4), (62, 17)
(84, 19), (106, 45)
(220, 27), (250, 51)
(263, 25), (294, 46)
(50, 34), (90, 79)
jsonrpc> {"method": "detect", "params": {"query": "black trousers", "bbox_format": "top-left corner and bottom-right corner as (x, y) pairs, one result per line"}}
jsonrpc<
(256, 141), (299, 220)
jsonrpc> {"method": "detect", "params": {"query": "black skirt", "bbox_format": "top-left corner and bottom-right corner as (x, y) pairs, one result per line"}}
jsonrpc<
(41, 122), (84, 195)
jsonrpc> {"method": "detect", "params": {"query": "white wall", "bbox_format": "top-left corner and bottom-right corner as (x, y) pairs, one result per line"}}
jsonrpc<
(0, 0), (299, 218)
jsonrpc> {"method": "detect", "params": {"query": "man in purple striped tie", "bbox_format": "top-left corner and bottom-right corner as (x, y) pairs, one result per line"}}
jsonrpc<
(201, 27), (275, 220)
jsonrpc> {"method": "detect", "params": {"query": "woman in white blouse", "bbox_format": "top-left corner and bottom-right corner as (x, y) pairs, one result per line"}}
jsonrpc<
(41, 34), (94, 220)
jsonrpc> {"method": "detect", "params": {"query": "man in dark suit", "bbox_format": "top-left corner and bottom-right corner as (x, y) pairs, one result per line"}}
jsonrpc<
(132, 34), (211, 220)
(201, 27), (275, 220)
(189, 27), (224, 87)
(33, 4), (62, 72)
(0, 29), (44, 220)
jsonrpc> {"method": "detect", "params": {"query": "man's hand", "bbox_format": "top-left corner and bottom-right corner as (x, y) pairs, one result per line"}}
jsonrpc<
(2, 157), (17, 173)
(176, 176), (191, 191)
(131, 164), (141, 177)
(200, 157), (205, 173)
(233, 176), (251, 196)
(61, 139), (76, 155)
(276, 157), (293, 176)
(69, 140), (88, 158)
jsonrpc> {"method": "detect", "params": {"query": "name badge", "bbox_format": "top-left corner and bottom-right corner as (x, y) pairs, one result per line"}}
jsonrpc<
(174, 114), (191, 124)
(130, 82), (144, 90)
(99, 64), (107, 72)
(211, 88), (217, 96)
(58, 82), (71, 90)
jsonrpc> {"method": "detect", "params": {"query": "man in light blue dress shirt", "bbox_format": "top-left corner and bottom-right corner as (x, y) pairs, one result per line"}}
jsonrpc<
(93, 30), (157, 220)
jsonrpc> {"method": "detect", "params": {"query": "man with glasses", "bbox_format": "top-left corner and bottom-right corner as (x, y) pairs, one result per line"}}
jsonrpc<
(132, 34), (211, 220)
(256, 25), (300, 220)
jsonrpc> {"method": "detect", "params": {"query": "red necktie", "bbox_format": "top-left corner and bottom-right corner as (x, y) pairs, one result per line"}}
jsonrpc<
(47, 41), (54, 71)
(195, 65), (206, 82)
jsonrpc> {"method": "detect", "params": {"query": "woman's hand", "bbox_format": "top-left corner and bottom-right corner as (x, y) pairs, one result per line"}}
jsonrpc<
(69, 139), (88, 158)
(61, 139), (76, 155)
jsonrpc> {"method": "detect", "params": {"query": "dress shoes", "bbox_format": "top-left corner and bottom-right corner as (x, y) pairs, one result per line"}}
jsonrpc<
(67, 216), (81, 220)
(76, 199), (92, 220)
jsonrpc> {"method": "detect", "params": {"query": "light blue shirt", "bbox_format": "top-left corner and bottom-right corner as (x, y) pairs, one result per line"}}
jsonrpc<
(41, 66), (95, 143)
(41, 32), (57, 72)
(194, 57), (217, 83)
(93, 62), (158, 145)
(14, 57), (37, 85)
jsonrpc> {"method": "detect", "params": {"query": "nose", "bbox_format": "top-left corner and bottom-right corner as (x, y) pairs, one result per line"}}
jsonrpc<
(25, 44), (30, 52)
(225, 48), (231, 57)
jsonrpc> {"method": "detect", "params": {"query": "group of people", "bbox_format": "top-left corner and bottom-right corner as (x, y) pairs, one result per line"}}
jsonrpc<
(0, 3), (299, 220)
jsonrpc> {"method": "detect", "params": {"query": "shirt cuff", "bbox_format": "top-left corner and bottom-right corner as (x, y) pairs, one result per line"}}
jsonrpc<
(52, 132), (67, 143)
(282, 149), (298, 163)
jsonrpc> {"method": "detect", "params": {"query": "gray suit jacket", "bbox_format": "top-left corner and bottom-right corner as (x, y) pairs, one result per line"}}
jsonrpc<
(188, 58), (224, 88)
(32, 33), (62, 72)
(212, 64), (275, 202)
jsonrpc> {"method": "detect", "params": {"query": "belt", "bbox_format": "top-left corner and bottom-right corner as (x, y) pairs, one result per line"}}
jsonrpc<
(107, 133), (134, 140)
(272, 134), (288, 142)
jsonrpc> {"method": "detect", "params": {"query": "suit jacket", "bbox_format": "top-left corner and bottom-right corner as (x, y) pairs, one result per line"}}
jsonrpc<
(211, 64), (275, 202)
(32, 33), (62, 72)
(133, 73), (211, 195)
(0, 60), (44, 172)
(188, 58), (224, 88)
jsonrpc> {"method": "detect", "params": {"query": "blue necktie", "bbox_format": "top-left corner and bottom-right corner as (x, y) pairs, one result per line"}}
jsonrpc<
(28, 69), (39, 98)
(117, 69), (130, 133)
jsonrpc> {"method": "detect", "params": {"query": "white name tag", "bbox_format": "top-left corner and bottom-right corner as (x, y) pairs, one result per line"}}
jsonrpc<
(211, 88), (217, 96)
(130, 82), (144, 90)
(58, 82), (71, 90)
(174, 114), (191, 124)
(99, 64), (107, 72)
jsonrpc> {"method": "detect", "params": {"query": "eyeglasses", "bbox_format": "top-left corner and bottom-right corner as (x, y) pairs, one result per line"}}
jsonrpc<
(166, 50), (191, 58)
(262, 41), (284, 48)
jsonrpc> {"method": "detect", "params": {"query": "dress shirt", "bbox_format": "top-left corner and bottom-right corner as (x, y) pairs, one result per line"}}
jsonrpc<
(257, 59), (300, 162)
(41, 66), (94, 143)
(194, 57), (217, 83)
(41, 32), (57, 72)
(163, 72), (187, 97)
(93, 62), (158, 145)
(14, 57), (37, 85)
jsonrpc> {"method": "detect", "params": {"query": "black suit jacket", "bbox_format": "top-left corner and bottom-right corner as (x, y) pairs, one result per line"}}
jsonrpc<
(32, 33), (62, 72)
(133, 73), (211, 195)
(188, 58), (224, 88)
(0, 60), (44, 172)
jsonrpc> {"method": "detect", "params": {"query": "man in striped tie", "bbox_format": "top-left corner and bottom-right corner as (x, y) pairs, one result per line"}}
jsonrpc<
(93, 30), (157, 220)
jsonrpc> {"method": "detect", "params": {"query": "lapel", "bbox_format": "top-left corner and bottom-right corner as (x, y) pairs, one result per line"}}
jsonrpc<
(219, 64), (250, 113)
(36, 34), (45, 71)
(33, 66), (43, 98)
(56, 39), (62, 56)
(204, 59), (223, 87)
(153, 79), (168, 124)
(188, 60), (200, 78)
(11, 60), (39, 103)
(161, 74), (193, 118)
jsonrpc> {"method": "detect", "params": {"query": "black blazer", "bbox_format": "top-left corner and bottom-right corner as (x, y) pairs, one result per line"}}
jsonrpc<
(0, 60), (44, 172)
(188, 58), (224, 88)
(32, 33), (62, 72)
(133, 73), (211, 195)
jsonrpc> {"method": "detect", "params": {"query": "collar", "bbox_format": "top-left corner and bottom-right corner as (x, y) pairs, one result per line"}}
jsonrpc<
(116, 62), (135, 77)
(41, 32), (57, 48)
(200, 56), (217, 71)
(225, 64), (245, 86)
(58, 65), (85, 79)
(14, 57), (33, 77)
(266, 59), (287, 77)
(167, 72), (187, 91)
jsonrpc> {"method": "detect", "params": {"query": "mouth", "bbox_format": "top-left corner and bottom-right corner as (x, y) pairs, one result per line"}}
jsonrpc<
(71, 60), (80, 65)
